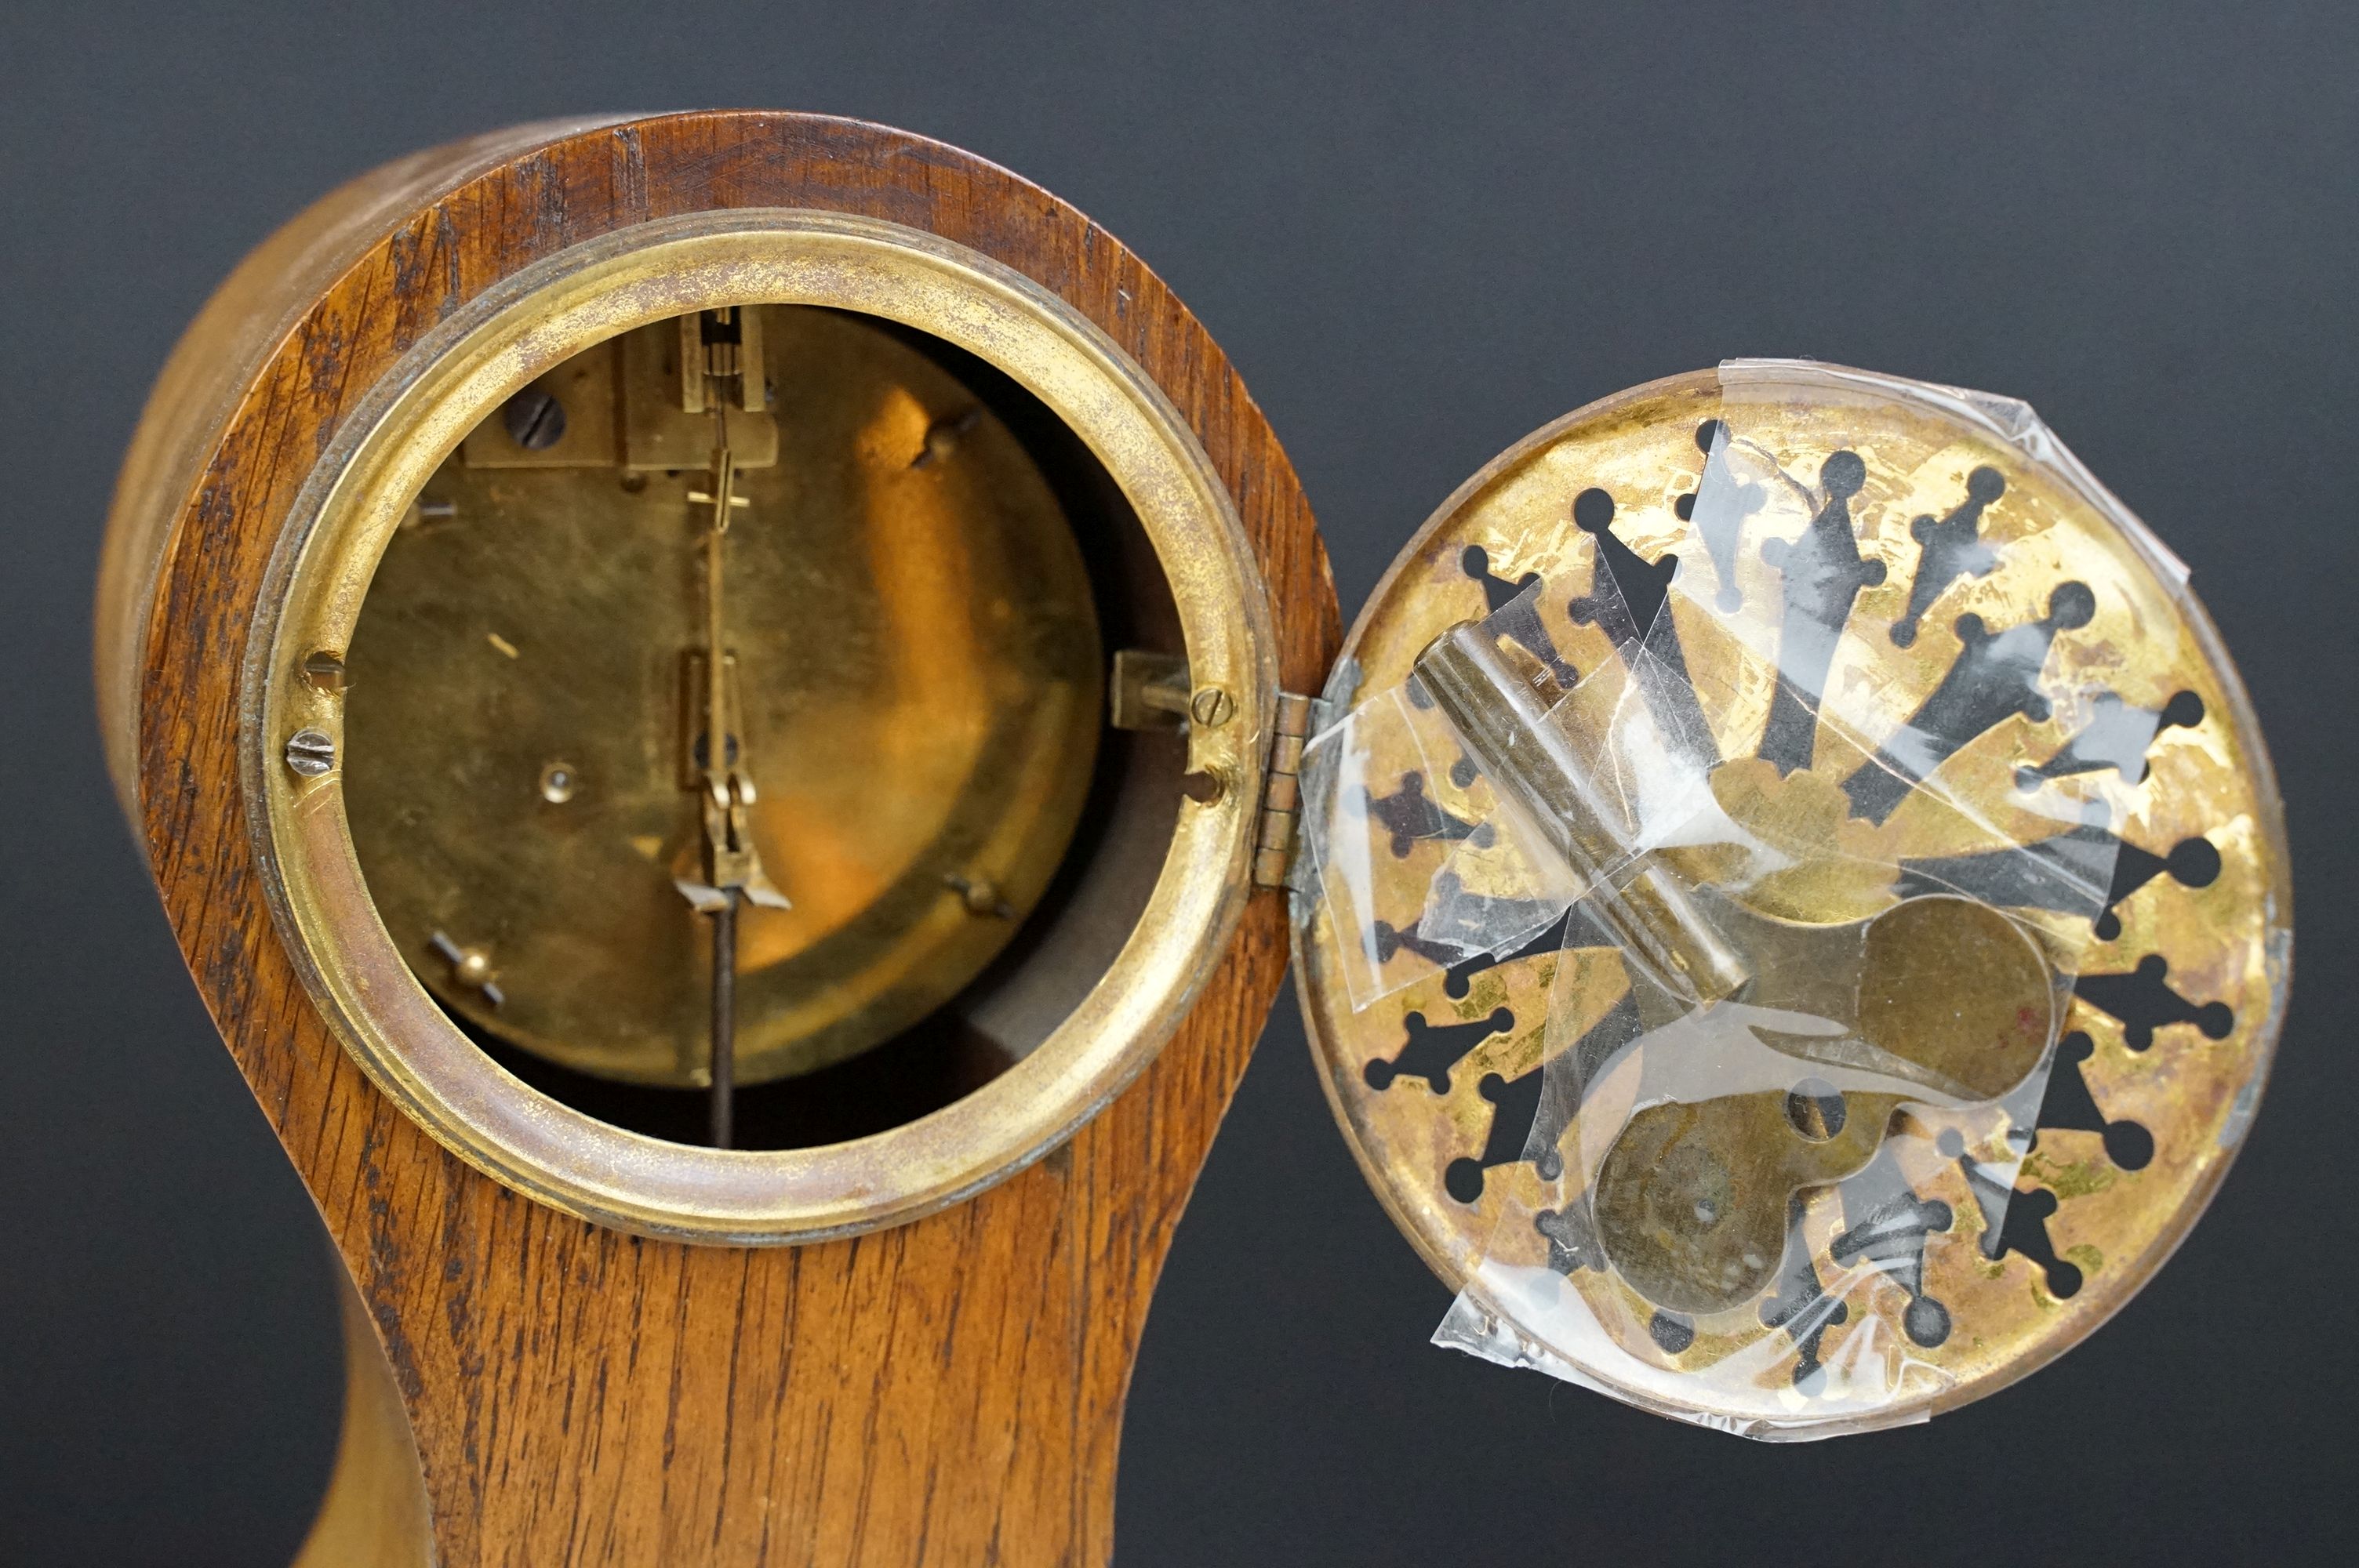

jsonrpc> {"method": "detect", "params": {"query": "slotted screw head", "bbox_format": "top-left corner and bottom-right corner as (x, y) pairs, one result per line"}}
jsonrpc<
(1190, 686), (1235, 728)
(285, 728), (336, 777)
(503, 387), (567, 450)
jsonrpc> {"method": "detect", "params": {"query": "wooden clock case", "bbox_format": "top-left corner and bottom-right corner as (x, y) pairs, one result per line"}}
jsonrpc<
(96, 111), (1339, 1566)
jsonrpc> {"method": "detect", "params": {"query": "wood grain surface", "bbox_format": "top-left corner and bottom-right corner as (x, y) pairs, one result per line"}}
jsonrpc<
(104, 112), (1339, 1566)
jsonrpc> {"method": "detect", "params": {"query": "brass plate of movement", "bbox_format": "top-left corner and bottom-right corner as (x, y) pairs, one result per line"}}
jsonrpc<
(345, 305), (1102, 1087)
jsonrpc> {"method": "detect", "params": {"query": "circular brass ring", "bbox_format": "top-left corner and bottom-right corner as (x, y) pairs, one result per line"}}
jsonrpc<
(246, 210), (1277, 1243)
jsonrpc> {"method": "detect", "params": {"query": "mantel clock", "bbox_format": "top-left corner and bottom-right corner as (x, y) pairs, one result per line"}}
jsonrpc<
(97, 111), (2288, 1563)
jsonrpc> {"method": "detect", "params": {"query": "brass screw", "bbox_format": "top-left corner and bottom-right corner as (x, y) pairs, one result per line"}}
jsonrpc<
(284, 728), (336, 777)
(1189, 686), (1235, 728)
(503, 387), (567, 450)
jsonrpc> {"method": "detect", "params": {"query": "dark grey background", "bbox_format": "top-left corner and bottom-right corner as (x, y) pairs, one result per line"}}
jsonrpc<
(4, 2), (2354, 1562)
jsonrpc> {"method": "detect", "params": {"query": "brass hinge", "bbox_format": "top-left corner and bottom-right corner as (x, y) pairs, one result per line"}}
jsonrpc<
(1252, 691), (1317, 888)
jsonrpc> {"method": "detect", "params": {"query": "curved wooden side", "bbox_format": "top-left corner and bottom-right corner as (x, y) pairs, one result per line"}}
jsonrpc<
(292, 1271), (431, 1568)
(104, 113), (1339, 1566)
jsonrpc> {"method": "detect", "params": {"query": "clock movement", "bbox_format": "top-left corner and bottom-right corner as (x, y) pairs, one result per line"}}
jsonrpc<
(96, 111), (2288, 1560)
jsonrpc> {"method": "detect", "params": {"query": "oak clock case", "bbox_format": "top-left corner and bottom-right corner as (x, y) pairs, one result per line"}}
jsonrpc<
(96, 114), (2286, 1559)
(96, 113), (1336, 1566)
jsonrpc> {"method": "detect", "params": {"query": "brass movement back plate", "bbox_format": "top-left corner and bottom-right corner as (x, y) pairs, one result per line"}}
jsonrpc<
(345, 305), (1101, 1087)
(1298, 367), (2288, 1425)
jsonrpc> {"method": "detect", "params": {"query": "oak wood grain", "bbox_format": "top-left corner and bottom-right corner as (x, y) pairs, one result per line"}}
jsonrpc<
(106, 112), (1339, 1566)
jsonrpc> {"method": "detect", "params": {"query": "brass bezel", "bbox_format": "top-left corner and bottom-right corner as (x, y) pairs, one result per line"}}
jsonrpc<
(1291, 365), (2293, 1432)
(245, 211), (1278, 1243)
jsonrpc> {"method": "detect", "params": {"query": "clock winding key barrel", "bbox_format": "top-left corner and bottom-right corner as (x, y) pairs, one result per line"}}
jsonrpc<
(96, 111), (2288, 1564)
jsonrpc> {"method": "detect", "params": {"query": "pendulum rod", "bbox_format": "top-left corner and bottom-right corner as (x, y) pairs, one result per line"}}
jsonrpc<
(680, 306), (787, 1149)
(703, 378), (737, 1148)
(709, 898), (736, 1148)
